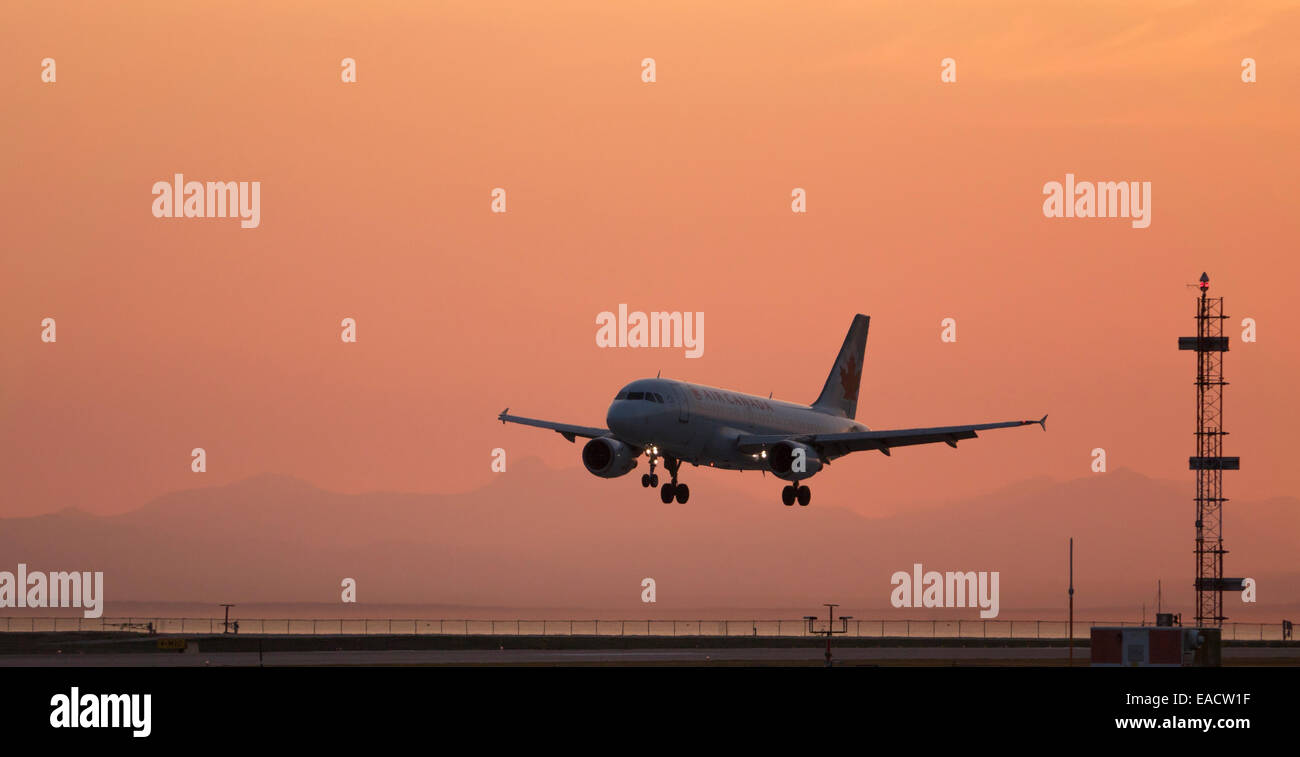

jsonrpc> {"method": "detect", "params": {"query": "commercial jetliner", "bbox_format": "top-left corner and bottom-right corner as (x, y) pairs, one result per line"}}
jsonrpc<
(498, 314), (1046, 506)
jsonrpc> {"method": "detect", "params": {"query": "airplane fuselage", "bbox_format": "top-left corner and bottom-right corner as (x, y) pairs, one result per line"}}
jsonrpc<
(606, 378), (867, 470)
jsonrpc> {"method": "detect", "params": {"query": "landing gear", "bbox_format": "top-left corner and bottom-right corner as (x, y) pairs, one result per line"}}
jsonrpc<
(781, 483), (811, 507)
(657, 456), (689, 503)
(641, 454), (662, 488)
(659, 482), (689, 503)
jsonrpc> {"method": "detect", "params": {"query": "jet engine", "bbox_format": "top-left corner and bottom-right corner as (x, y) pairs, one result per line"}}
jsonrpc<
(767, 440), (823, 480)
(581, 437), (639, 478)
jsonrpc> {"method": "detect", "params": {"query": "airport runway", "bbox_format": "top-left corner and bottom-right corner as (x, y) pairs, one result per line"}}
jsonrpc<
(4, 646), (1298, 666)
(0, 646), (1066, 666)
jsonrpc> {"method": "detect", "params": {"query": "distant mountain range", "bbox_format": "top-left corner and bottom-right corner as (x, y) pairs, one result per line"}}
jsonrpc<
(2, 460), (1295, 619)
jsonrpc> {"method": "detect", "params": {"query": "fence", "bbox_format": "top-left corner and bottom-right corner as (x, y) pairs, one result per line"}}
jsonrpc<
(0, 617), (1292, 641)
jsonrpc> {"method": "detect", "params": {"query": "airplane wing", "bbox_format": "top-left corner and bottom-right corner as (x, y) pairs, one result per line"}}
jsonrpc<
(497, 409), (609, 443)
(736, 415), (1047, 458)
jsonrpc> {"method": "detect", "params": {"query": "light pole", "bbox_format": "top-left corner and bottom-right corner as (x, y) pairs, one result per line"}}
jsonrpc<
(1068, 539), (1074, 666)
(805, 603), (851, 667)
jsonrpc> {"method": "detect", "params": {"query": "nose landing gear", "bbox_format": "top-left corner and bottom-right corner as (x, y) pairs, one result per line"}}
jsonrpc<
(640, 452), (660, 489)
(781, 482), (811, 507)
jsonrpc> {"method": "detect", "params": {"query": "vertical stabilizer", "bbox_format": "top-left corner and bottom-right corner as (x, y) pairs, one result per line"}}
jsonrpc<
(811, 314), (869, 419)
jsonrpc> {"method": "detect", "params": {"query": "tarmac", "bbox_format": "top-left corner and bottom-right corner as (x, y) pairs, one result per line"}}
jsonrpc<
(3, 633), (1298, 666)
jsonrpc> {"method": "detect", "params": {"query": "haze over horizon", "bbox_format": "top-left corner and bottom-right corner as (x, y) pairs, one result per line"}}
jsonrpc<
(2, 459), (1293, 622)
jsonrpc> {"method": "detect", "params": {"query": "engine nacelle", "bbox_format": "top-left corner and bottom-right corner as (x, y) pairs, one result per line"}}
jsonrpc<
(767, 440), (823, 481)
(581, 437), (639, 478)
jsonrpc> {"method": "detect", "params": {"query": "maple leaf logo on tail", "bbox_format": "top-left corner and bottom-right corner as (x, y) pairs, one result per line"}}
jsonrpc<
(840, 355), (861, 401)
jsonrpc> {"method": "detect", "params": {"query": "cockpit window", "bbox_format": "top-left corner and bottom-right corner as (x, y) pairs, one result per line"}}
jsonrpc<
(617, 390), (666, 402)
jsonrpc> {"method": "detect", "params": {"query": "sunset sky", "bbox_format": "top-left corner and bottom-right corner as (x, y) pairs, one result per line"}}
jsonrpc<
(4, 0), (1299, 523)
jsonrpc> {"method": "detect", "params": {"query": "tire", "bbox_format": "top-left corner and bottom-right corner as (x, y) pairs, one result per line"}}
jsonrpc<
(781, 486), (796, 506)
(641, 474), (650, 487)
(675, 483), (690, 504)
(797, 485), (811, 506)
(660, 483), (675, 504)
(650, 474), (659, 487)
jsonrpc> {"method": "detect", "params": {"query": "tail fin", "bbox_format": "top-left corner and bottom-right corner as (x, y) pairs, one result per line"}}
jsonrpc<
(811, 314), (869, 419)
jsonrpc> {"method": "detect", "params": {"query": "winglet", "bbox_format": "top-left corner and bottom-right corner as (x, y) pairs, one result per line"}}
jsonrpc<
(499, 408), (509, 424)
(1038, 414), (1048, 431)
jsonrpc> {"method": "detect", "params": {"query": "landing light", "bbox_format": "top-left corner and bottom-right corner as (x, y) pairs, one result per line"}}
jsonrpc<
(761, 450), (767, 459)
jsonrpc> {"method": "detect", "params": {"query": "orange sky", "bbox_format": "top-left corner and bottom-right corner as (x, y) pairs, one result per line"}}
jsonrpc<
(4, 1), (1299, 518)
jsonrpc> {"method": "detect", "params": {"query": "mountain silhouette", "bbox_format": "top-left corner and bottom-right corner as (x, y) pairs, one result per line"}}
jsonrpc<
(1, 461), (1294, 619)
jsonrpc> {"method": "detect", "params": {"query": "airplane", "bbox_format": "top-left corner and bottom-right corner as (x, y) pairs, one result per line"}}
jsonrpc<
(498, 314), (1046, 507)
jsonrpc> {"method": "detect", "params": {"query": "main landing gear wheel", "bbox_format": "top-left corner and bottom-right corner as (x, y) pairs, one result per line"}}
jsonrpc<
(657, 455), (686, 503)
(782, 484), (811, 506)
(660, 482), (689, 503)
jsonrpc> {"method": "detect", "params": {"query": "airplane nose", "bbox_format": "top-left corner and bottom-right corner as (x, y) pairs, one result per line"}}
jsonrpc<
(606, 401), (636, 437)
